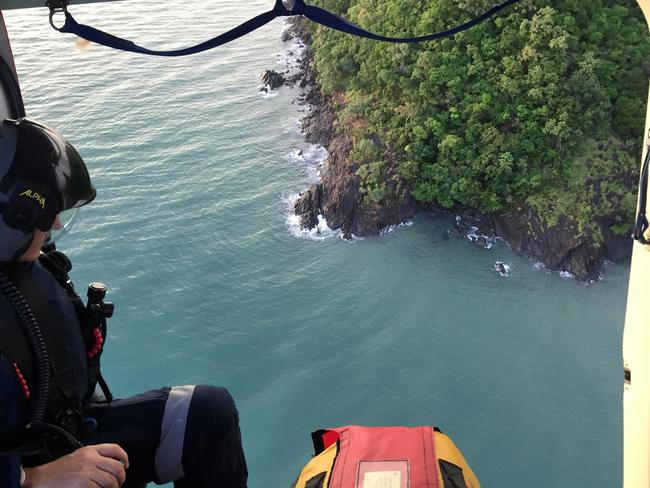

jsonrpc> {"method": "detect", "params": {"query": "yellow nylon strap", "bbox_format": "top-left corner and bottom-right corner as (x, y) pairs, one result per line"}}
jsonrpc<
(434, 431), (481, 488)
(293, 442), (337, 488)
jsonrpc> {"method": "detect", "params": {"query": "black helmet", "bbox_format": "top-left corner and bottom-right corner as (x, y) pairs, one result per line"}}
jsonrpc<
(0, 118), (96, 262)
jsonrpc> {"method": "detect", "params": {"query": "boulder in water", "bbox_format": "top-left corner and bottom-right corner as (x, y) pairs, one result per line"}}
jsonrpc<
(294, 184), (323, 230)
(260, 70), (286, 90)
(494, 261), (510, 277)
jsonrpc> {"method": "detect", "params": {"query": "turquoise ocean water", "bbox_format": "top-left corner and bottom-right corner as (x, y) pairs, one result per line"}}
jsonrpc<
(5, 2), (629, 486)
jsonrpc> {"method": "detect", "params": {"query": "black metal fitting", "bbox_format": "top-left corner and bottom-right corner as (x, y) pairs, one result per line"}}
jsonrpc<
(45, 0), (68, 10)
(47, 0), (69, 31)
(87, 282), (114, 320)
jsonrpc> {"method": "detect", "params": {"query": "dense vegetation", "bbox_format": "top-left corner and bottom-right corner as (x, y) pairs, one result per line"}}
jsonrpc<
(307, 0), (650, 244)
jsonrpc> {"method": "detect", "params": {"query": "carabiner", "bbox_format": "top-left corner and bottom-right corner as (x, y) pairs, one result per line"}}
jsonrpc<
(282, 0), (296, 10)
(46, 0), (69, 32)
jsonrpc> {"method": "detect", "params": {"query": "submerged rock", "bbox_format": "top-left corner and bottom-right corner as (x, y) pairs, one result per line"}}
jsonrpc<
(494, 261), (510, 277)
(281, 30), (293, 42)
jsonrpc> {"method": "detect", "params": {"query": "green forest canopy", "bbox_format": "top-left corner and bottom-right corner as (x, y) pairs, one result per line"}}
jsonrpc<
(307, 0), (650, 243)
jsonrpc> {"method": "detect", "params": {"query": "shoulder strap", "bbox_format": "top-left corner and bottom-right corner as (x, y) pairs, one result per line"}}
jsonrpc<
(38, 251), (114, 403)
(0, 265), (81, 418)
(38, 251), (75, 296)
(38, 252), (88, 338)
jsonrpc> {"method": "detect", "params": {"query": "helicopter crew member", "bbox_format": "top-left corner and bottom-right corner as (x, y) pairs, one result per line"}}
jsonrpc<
(0, 118), (248, 487)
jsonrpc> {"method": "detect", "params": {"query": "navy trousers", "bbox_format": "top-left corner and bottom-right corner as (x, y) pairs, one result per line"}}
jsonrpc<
(84, 385), (248, 487)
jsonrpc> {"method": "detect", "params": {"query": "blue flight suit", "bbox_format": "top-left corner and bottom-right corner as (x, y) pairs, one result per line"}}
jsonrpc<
(0, 353), (23, 488)
(0, 260), (247, 487)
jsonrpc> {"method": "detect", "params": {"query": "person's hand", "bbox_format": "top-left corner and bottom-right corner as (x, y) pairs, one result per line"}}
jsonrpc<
(23, 443), (129, 487)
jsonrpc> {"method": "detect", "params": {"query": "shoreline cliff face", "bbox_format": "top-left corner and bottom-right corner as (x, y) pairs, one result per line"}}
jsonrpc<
(290, 20), (419, 239)
(285, 19), (632, 281)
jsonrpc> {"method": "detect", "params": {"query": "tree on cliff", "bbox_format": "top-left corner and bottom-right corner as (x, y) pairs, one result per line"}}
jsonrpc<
(306, 0), (650, 243)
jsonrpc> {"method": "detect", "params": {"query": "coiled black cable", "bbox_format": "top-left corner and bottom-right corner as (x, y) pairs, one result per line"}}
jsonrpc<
(0, 270), (51, 424)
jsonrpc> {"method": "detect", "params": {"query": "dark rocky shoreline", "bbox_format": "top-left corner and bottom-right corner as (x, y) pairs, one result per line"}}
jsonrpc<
(279, 19), (632, 281)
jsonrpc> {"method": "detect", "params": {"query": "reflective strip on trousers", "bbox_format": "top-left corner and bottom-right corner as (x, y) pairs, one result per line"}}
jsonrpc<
(155, 385), (196, 483)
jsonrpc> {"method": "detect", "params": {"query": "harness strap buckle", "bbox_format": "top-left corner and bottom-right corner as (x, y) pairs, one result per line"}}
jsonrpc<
(274, 0), (302, 16)
(282, 0), (296, 11)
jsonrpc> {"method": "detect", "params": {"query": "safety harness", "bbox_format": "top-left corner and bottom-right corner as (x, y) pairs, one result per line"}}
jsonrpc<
(46, 0), (521, 57)
(0, 249), (113, 456)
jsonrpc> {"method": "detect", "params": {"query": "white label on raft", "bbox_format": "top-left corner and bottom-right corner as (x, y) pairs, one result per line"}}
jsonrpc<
(362, 471), (401, 488)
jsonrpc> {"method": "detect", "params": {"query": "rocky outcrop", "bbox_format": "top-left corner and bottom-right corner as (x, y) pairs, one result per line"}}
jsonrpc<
(288, 19), (418, 239)
(493, 208), (602, 279)
(294, 184), (322, 229)
(260, 70), (286, 91)
(294, 132), (418, 238)
(284, 18), (632, 280)
(449, 206), (632, 280)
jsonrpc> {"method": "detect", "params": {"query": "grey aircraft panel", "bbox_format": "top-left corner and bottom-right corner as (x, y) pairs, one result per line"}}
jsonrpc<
(0, 13), (24, 119)
(0, 0), (122, 10)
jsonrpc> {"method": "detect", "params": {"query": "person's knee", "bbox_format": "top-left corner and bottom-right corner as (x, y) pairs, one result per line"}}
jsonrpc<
(181, 385), (246, 482)
(188, 385), (240, 436)
(183, 385), (243, 461)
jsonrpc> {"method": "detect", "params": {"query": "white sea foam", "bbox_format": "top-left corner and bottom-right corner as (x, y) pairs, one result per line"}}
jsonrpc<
(276, 27), (336, 242)
(466, 226), (497, 250)
(494, 261), (511, 277)
(277, 46), (305, 71)
(276, 21), (391, 243)
(455, 215), (499, 249)
(260, 28), (307, 98)
(533, 261), (576, 280)
(380, 221), (414, 236)
(532, 262), (576, 280)
(533, 261), (551, 273)
(285, 145), (328, 165)
(276, 22), (306, 73)
(285, 194), (341, 241)
(285, 144), (328, 183)
(276, 34), (306, 71)
(258, 89), (279, 98)
(295, 104), (312, 113)
(284, 116), (303, 135)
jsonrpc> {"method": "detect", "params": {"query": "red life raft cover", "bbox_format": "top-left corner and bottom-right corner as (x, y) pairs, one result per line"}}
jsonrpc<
(312, 426), (439, 488)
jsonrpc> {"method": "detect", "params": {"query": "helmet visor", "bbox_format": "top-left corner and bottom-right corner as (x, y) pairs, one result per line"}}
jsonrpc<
(45, 209), (77, 245)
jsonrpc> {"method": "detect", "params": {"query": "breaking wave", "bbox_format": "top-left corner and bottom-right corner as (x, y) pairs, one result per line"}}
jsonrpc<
(284, 193), (341, 241)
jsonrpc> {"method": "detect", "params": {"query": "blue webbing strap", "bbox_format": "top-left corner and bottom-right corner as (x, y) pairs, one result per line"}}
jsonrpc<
(56, 5), (286, 57)
(293, 0), (520, 43)
(52, 0), (521, 56)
